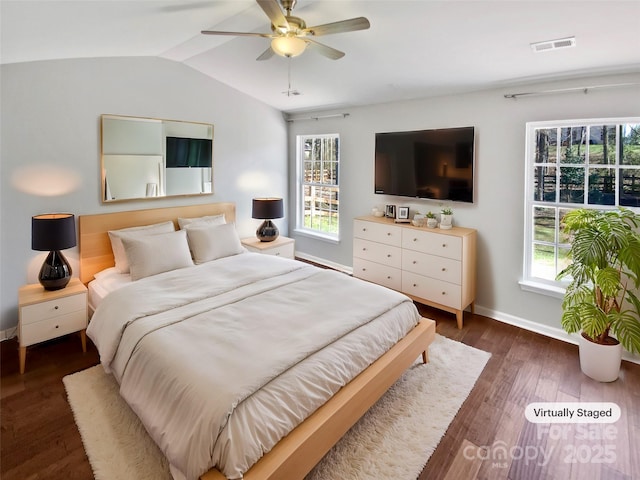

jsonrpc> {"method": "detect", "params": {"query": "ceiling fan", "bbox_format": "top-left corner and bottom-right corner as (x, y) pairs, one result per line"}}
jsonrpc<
(201, 0), (370, 60)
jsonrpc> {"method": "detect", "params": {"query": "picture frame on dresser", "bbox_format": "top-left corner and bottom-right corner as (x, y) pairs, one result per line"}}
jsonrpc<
(396, 206), (410, 222)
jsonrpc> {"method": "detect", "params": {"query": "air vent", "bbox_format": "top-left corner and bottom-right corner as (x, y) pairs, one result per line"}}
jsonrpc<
(530, 36), (576, 53)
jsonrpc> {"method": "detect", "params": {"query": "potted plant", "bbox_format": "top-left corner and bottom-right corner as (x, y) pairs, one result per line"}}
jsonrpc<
(426, 211), (438, 228)
(440, 207), (453, 230)
(556, 207), (640, 382)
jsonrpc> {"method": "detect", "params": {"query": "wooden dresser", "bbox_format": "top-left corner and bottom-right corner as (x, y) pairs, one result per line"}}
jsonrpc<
(353, 216), (476, 328)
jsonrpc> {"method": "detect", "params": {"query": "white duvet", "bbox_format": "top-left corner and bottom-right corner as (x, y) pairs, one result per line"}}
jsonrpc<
(87, 253), (420, 480)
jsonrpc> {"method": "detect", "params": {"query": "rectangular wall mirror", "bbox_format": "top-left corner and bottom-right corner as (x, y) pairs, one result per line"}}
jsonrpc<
(101, 114), (214, 203)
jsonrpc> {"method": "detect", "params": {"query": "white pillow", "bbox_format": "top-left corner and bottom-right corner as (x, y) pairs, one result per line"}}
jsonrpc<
(108, 221), (175, 273)
(185, 222), (244, 264)
(177, 214), (226, 230)
(121, 230), (193, 281)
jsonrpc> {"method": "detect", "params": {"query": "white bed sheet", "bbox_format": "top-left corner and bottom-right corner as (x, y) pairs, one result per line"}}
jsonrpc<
(87, 253), (422, 480)
(87, 267), (132, 313)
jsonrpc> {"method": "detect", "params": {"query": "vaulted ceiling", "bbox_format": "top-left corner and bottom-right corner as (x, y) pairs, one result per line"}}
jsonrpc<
(2, 1), (639, 113)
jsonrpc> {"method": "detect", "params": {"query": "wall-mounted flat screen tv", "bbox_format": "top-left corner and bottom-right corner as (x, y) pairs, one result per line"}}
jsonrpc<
(166, 136), (212, 168)
(374, 126), (475, 203)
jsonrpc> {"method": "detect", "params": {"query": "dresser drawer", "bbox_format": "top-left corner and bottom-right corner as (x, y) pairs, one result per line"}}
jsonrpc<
(20, 310), (87, 347)
(354, 220), (402, 247)
(353, 258), (402, 291)
(402, 229), (462, 260)
(353, 238), (402, 268)
(20, 293), (86, 325)
(402, 250), (462, 284)
(402, 271), (462, 310)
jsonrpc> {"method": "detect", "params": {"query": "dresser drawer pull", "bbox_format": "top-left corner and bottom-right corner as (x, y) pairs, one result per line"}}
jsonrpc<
(387, 276), (391, 279)
(55, 325), (60, 329)
(442, 291), (446, 295)
(413, 260), (417, 264)
(413, 283), (417, 287)
(442, 267), (446, 271)
(442, 243), (447, 248)
(362, 228), (367, 231)
(54, 305), (59, 310)
(387, 232), (392, 236)
(413, 238), (417, 242)
(362, 268), (366, 271)
(362, 247), (367, 251)
(387, 254), (391, 258)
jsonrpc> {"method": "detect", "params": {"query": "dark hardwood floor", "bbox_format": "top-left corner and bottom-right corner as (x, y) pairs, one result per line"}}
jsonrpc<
(2, 307), (639, 480)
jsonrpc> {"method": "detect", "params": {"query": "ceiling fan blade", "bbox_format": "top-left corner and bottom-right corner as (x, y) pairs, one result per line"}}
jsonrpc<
(201, 30), (273, 37)
(305, 39), (345, 60)
(256, 0), (289, 32)
(304, 17), (370, 36)
(256, 46), (275, 61)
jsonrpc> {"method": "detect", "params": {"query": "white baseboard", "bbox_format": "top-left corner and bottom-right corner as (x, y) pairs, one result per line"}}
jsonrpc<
(1, 327), (17, 342)
(294, 251), (353, 275)
(475, 305), (640, 365)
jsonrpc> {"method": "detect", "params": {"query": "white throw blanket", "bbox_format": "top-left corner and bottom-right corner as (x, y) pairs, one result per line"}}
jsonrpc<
(87, 253), (420, 480)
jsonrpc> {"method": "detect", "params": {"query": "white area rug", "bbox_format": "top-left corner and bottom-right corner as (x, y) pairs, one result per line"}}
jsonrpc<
(63, 334), (490, 480)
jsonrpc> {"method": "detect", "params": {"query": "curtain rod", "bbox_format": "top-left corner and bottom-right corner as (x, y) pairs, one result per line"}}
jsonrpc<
(504, 82), (640, 99)
(286, 113), (350, 123)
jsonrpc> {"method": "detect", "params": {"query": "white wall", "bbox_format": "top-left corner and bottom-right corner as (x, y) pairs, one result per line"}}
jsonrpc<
(288, 73), (640, 333)
(0, 57), (288, 333)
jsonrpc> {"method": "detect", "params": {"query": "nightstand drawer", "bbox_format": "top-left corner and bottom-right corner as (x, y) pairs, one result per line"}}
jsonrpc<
(20, 293), (86, 325)
(260, 242), (294, 259)
(20, 310), (87, 347)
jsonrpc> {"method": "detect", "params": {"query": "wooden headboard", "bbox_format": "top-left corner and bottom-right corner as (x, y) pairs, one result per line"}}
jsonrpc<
(78, 202), (236, 285)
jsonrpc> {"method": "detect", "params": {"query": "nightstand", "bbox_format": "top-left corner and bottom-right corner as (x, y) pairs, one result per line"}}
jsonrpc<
(241, 236), (295, 259)
(18, 278), (88, 374)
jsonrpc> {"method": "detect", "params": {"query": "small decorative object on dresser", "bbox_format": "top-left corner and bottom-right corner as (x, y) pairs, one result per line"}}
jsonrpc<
(426, 211), (438, 228)
(440, 207), (453, 230)
(18, 278), (87, 374)
(385, 204), (396, 218)
(241, 235), (295, 259)
(252, 198), (284, 242)
(396, 206), (410, 223)
(31, 213), (76, 290)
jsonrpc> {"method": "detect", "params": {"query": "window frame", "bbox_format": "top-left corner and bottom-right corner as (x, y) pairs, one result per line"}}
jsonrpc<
(522, 117), (640, 296)
(295, 133), (340, 242)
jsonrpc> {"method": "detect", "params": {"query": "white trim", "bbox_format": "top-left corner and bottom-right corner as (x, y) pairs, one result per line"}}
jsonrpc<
(293, 228), (340, 244)
(294, 251), (352, 275)
(474, 304), (640, 365)
(518, 279), (565, 299)
(1, 327), (17, 341)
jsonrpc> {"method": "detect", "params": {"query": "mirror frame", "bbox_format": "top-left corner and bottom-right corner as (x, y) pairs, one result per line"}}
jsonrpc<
(101, 114), (214, 203)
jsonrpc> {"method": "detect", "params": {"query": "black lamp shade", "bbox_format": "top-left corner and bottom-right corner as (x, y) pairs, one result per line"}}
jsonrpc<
(32, 214), (76, 290)
(252, 198), (284, 220)
(252, 198), (283, 242)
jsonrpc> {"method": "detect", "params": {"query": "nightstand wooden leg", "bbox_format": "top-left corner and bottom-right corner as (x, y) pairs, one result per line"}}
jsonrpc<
(80, 329), (87, 353)
(456, 310), (464, 329)
(19, 346), (26, 374)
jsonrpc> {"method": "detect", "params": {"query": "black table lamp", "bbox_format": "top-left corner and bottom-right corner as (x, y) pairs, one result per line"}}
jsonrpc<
(32, 213), (76, 290)
(252, 198), (283, 242)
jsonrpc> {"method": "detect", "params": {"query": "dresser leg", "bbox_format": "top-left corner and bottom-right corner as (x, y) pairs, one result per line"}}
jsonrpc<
(456, 310), (464, 329)
(80, 329), (87, 353)
(19, 346), (26, 374)
(422, 350), (429, 364)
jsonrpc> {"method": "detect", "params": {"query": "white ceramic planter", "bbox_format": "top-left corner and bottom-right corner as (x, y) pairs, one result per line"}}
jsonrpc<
(440, 214), (453, 230)
(578, 333), (622, 382)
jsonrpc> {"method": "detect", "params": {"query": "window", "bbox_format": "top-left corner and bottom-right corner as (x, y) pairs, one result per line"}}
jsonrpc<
(296, 134), (340, 239)
(523, 118), (640, 292)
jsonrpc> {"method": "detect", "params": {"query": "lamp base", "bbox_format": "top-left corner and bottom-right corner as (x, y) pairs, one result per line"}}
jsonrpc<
(256, 220), (279, 242)
(39, 250), (72, 290)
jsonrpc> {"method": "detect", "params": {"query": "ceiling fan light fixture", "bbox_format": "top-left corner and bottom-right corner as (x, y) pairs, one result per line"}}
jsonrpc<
(271, 36), (307, 57)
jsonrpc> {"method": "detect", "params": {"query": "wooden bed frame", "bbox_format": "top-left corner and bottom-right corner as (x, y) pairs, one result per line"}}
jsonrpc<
(78, 202), (436, 480)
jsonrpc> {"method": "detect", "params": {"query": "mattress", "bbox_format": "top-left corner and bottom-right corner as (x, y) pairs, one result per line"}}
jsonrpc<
(87, 252), (421, 480)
